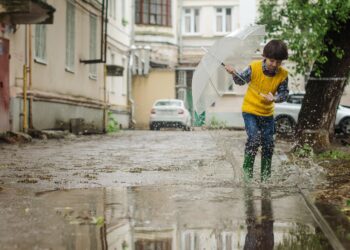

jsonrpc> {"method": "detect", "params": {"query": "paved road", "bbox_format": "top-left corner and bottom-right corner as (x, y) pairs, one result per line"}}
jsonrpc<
(1, 130), (239, 190)
(0, 130), (329, 249)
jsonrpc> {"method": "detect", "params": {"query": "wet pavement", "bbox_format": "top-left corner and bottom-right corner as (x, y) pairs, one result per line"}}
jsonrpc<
(0, 185), (331, 250)
(0, 130), (334, 249)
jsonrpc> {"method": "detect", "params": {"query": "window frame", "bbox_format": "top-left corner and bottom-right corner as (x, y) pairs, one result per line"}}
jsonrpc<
(215, 7), (233, 34)
(182, 7), (200, 35)
(135, 0), (172, 27)
(65, 0), (75, 72)
(89, 14), (98, 79)
(108, 0), (116, 20)
(34, 24), (47, 64)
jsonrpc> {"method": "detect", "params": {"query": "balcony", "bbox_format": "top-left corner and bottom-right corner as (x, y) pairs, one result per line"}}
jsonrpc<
(0, 0), (55, 24)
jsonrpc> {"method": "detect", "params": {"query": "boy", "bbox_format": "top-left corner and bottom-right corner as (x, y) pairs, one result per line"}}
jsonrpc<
(225, 39), (289, 181)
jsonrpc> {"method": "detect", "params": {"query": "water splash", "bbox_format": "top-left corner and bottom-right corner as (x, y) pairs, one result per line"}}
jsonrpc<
(209, 129), (326, 190)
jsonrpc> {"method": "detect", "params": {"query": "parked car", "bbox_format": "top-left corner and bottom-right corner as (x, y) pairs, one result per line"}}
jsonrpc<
(274, 93), (350, 135)
(149, 99), (191, 131)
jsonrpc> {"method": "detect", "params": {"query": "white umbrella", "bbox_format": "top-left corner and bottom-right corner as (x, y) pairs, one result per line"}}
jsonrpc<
(192, 25), (266, 116)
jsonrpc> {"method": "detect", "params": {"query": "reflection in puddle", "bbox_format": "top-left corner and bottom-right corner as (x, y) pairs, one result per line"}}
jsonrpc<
(243, 187), (274, 249)
(107, 186), (331, 249)
(276, 223), (330, 249)
(1, 186), (331, 249)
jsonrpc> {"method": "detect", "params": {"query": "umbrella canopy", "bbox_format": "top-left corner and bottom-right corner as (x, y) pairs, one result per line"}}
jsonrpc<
(192, 25), (265, 116)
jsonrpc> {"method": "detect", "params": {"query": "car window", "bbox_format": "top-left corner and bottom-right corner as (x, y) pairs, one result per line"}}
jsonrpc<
(155, 101), (182, 107)
(287, 95), (304, 104)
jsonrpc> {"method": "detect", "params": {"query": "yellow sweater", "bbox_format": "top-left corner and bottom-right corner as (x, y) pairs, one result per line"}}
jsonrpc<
(242, 60), (288, 116)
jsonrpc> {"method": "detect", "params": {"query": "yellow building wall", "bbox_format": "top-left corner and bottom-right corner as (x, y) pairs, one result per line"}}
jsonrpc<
(132, 70), (176, 129)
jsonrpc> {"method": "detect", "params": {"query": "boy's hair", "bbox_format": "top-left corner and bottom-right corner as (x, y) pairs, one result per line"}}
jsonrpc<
(262, 40), (288, 60)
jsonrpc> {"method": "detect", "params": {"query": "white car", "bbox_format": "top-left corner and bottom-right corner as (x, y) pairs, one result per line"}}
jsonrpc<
(149, 99), (191, 131)
(274, 93), (350, 135)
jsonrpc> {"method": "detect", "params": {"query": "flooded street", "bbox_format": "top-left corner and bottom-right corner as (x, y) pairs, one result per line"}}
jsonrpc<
(0, 130), (335, 249)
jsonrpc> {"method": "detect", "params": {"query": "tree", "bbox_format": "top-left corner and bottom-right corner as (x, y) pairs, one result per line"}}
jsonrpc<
(258, 0), (350, 151)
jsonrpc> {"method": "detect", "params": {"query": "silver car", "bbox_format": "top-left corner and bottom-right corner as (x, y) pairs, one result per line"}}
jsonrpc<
(149, 99), (191, 131)
(274, 93), (350, 135)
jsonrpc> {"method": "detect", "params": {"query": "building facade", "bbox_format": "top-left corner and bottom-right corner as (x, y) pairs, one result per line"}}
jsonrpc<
(0, 0), (56, 133)
(1, 0), (330, 133)
(131, 0), (179, 129)
(0, 0), (136, 134)
(177, 0), (243, 126)
(106, 0), (132, 129)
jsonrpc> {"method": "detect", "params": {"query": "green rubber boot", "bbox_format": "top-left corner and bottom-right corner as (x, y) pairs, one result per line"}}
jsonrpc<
(261, 158), (272, 182)
(243, 154), (255, 181)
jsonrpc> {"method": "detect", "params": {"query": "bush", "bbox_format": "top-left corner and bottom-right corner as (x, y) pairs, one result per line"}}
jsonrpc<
(293, 143), (314, 158)
(209, 116), (227, 129)
(107, 111), (119, 133)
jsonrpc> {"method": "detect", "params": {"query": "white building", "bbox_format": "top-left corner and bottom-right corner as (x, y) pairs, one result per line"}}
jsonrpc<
(177, 0), (249, 126)
(106, 0), (133, 129)
(178, 0), (308, 128)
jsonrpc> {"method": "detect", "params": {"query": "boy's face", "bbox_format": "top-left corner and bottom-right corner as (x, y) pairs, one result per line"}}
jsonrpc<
(265, 58), (282, 72)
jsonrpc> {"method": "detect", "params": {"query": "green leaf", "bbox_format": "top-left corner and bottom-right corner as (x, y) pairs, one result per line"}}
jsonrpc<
(258, 0), (350, 75)
(92, 216), (104, 226)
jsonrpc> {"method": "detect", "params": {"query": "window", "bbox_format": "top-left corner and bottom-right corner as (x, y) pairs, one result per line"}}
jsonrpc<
(183, 8), (199, 34)
(287, 94), (304, 104)
(35, 24), (47, 62)
(216, 7), (232, 33)
(119, 0), (127, 26)
(108, 0), (116, 19)
(155, 100), (182, 107)
(65, 1), (75, 71)
(89, 14), (98, 78)
(121, 0), (125, 20)
(135, 0), (172, 26)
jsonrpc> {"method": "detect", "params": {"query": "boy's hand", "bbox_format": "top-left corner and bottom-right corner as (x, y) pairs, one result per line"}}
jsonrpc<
(260, 92), (275, 102)
(225, 65), (236, 75)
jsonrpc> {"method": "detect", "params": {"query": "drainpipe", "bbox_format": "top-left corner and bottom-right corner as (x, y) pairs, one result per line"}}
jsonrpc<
(128, 47), (136, 128)
(177, 0), (183, 64)
(128, 0), (136, 128)
(22, 25), (28, 133)
(77, 0), (108, 132)
(28, 24), (33, 129)
(177, 0), (184, 103)
(103, 64), (107, 132)
(22, 64), (28, 133)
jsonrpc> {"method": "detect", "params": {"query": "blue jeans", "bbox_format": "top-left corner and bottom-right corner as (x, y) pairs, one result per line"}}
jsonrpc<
(242, 112), (275, 159)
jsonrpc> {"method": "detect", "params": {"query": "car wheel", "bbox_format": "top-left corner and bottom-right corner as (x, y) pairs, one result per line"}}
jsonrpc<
(150, 123), (160, 131)
(183, 125), (191, 131)
(339, 117), (350, 135)
(274, 115), (296, 135)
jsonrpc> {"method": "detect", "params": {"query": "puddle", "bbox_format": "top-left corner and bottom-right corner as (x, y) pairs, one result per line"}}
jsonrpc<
(0, 185), (333, 249)
(315, 201), (350, 249)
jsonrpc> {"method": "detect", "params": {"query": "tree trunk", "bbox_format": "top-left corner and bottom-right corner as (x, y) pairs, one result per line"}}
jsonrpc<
(296, 18), (350, 152)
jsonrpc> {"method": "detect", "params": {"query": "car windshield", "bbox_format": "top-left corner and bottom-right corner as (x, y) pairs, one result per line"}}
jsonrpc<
(155, 101), (182, 107)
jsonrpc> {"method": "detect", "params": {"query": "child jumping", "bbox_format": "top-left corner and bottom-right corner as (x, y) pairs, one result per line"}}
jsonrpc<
(225, 39), (289, 181)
